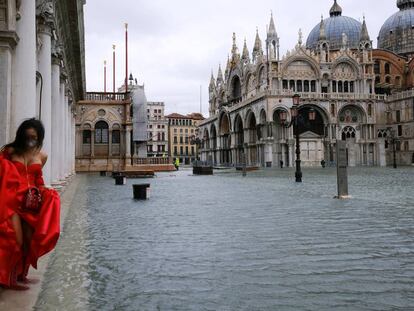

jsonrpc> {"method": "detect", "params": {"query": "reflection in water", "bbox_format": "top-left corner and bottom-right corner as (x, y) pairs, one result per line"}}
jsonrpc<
(36, 168), (414, 310)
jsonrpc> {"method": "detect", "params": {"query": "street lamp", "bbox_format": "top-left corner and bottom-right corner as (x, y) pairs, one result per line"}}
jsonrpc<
(279, 94), (316, 182)
(387, 127), (398, 169)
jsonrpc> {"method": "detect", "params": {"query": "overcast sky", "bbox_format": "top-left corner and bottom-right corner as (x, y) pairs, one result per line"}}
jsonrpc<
(84, 0), (397, 115)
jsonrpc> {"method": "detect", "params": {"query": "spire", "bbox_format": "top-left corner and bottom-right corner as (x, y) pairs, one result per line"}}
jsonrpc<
(225, 54), (231, 78)
(298, 28), (303, 46)
(268, 11), (277, 37)
(209, 70), (216, 91)
(318, 15), (327, 41)
(242, 38), (250, 62)
(217, 64), (223, 84)
(329, 0), (342, 17)
(231, 32), (239, 58)
(230, 33), (240, 67)
(210, 71), (215, 86)
(360, 16), (370, 41)
(253, 28), (263, 61)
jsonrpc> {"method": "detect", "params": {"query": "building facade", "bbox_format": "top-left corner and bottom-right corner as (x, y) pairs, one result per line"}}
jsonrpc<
(0, 0), (86, 184)
(167, 113), (204, 165)
(75, 92), (132, 172)
(76, 81), (174, 172)
(198, 0), (414, 167)
(146, 102), (168, 157)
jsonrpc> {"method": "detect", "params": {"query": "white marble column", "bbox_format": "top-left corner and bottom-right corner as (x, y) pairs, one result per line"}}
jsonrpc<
(91, 130), (95, 157)
(59, 82), (65, 180)
(0, 40), (14, 146)
(51, 54), (61, 184)
(288, 143), (294, 168)
(71, 111), (76, 173)
(108, 130), (113, 157)
(37, 22), (53, 185)
(66, 100), (71, 175)
(126, 127), (131, 167)
(64, 94), (69, 176)
(11, 0), (36, 134)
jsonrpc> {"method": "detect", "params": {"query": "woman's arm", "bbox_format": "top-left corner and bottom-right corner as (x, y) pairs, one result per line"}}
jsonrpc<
(40, 151), (48, 168)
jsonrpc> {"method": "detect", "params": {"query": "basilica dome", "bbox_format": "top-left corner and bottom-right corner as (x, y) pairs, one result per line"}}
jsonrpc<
(378, 0), (414, 57)
(306, 0), (362, 51)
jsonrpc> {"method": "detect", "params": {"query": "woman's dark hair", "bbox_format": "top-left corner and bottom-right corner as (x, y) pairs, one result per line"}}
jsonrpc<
(3, 118), (45, 155)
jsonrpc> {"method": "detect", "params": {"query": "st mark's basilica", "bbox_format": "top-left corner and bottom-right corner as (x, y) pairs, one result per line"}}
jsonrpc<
(199, 0), (414, 167)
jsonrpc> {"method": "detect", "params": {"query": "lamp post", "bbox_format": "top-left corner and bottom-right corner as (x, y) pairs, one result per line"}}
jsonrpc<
(387, 127), (397, 169)
(279, 94), (316, 182)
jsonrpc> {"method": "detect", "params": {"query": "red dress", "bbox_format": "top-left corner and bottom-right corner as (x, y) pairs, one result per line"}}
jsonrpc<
(0, 150), (60, 287)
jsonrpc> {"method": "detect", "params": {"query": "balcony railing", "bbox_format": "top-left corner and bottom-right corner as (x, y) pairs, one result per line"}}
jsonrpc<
(85, 92), (129, 101)
(386, 89), (414, 102)
(273, 90), (387, 101)
(133, 157), (172, 165)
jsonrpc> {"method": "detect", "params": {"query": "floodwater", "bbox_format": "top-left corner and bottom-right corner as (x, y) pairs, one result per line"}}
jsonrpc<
(35, 167), (414, 310)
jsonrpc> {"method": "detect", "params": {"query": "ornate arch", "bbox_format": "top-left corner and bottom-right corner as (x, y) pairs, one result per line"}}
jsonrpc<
(281, 55), (320, 79)
(245, 72), (256, 93)
(259, 109), (267, 124)
(332, 57), (361, 79)
(300, 104), (330, 124)
(338, 104), (367, 123)
(210, 123), (217, 138)
(218, 112), (231, 135)
(233, 113), (244, 132)
(257, 65), (267, 86)
(272, 106), (290, 122)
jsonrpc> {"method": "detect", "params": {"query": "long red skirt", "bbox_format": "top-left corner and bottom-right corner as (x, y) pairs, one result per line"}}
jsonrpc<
(0, 158), (60, 287)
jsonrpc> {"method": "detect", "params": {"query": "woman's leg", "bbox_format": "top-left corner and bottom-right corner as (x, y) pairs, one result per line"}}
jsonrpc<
(10, 214), (23, 247)
(7, 214), (29, 290)
(17, 220), (38, 283)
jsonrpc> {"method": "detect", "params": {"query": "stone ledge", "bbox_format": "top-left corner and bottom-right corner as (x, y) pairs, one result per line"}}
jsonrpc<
(0, 30), (19, 48)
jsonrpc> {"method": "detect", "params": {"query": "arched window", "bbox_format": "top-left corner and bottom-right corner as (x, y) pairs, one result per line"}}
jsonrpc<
(112, 124), (121, 144)
(289, 80), (295, 91)
(374, 61), (380, 74)
(341, 126), (356, 140)
(384, 63), (390, 75)
(368, 104), (372, 116)
(311, 80), (316, 92)
(95, 121), (109, 144)
(83, 130), (91, 144)
(258, 67), (266, 85)
(297, 80), (303, 92)
(304, 80), (310, 92)
(395, 76), (401, 87)
(112, 130), (120, 144)
(231, 76), (242, 99)
(338, 81), (343, 93)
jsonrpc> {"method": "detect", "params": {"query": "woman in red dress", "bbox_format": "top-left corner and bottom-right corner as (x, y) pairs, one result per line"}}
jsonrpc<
(0, 119), (60, 290)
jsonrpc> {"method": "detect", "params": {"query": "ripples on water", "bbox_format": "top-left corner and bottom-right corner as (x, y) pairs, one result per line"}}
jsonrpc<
(36, 168), (414, 310)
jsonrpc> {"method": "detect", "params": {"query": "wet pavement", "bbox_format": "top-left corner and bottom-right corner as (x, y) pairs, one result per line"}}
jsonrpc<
(35, 167), (414, 311)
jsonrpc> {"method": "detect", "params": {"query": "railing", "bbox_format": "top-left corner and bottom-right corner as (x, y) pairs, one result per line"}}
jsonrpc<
(133, 157), (172, 165)
(272, 90), (387, 101)
(85, 92), (129, 101)
(386, 89), (414, 102)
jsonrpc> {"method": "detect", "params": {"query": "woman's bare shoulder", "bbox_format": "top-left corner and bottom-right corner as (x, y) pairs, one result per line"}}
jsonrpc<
(0, 146), (13, 156)
(39, 151), (48, 164)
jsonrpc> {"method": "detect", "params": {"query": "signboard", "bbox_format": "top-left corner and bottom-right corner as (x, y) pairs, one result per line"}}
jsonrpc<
(336, 141), (348, 198)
